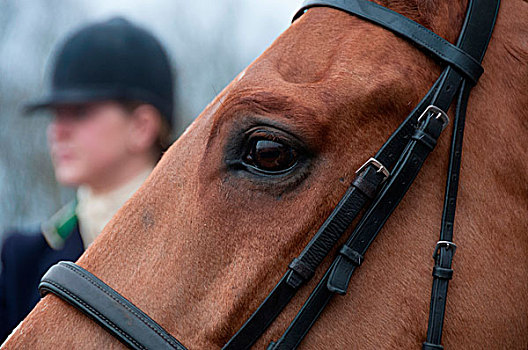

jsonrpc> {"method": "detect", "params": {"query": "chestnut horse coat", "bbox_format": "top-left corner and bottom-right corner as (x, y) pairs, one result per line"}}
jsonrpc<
(3, 0), (527, 349)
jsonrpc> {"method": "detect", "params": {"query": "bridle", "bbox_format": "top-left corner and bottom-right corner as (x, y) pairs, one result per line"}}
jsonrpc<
(38, 0), (500, 349)
(38, 1), (500, 348)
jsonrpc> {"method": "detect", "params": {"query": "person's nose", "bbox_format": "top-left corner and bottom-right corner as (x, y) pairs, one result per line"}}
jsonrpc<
(47, 113), (75, 141)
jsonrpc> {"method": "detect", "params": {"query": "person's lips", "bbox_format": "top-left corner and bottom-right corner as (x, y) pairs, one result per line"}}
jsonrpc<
(51, 147), (76, 164)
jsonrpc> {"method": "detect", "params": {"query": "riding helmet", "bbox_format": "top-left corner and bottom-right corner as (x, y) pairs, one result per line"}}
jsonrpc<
(27, 17), (174, 127)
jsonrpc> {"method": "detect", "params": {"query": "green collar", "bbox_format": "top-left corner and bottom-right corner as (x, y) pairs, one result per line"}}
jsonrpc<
(41, 200), (78, 250)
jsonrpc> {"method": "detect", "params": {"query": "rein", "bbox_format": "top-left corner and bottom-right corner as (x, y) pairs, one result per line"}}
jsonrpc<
(38, 0), (500, 349)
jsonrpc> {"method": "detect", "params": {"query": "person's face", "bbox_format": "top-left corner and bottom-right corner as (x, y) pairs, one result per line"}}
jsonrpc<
(47, 101), (133, 188)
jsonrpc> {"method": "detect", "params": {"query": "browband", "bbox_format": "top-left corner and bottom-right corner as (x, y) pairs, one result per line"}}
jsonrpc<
(293, 0), (484, 84)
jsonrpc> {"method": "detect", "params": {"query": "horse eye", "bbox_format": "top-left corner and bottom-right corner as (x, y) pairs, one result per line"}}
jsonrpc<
(243, 136), (298, 174)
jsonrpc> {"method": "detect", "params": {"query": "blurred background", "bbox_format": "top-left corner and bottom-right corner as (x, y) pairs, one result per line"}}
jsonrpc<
(0, 0), (300, 241)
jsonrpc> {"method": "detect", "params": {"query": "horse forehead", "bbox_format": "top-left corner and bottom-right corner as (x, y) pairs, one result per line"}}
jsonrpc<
(256, 7), (415, 84)
(193, 4), (442, 158)
(236, 10), (430, 110)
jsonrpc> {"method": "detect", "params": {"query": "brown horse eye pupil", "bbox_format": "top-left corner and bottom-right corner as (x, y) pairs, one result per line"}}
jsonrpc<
(245, 139), (297, 172)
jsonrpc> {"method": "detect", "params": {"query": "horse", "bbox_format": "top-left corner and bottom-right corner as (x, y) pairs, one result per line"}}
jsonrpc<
(3, 0), (527, 348)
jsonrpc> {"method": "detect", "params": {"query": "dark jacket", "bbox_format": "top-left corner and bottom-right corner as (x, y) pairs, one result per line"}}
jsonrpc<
(0, 204), (83, 342)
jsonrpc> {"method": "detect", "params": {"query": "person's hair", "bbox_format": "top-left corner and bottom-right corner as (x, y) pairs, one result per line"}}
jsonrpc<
(119, 100), (173, 161)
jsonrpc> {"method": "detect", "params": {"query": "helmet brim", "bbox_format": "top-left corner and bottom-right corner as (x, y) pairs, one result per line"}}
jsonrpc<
(24, 89), (121, 113)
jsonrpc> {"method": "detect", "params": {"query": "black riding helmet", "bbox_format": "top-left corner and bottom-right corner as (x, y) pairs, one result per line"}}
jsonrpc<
(27, 17), (174, 128)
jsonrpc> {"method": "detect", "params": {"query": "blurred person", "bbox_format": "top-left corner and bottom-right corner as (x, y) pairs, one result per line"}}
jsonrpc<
(0, 17), (175, 341)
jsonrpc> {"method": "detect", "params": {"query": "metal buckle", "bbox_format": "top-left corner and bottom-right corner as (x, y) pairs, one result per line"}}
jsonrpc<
(433, 240), (457, 259)
(417, 105), (449, 131)
(355, 157), (390, 180)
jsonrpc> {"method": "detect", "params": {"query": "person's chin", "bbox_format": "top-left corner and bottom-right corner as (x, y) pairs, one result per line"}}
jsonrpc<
(54, 167), (84, 187)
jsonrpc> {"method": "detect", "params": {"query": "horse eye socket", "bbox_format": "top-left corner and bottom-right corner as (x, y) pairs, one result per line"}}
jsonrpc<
(244, 137), (298, 174)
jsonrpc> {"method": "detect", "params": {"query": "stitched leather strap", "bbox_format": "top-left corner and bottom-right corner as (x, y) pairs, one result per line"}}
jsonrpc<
(267, 267), (335, 350)
(39, 262), (188, 350)
(268, 1), (499, 349)
(267, 110), (448, 350)
(226, 0), (495, 347)
(327, 113), (446, 294)
(223, 76), (444, 350)
(423, 81), (468, 349)
(222, 166), (383, 350)
(424, 0), (500, 345)
(286, 166), (386, 289)
(293, 0), (483, 83)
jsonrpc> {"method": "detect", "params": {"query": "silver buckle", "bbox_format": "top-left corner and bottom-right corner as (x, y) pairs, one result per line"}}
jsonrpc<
(417, 105), (449, 131)
(355, 157), (390, 180)
(433, 240), (457, 259)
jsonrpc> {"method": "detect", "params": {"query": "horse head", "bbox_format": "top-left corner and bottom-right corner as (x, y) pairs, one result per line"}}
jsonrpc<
(4, 0), (527, 349)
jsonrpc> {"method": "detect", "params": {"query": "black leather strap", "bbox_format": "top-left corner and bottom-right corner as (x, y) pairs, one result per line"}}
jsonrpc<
(423, 0), (500, 346)
(422, 81), (468, 350)
(373, 73), (442, 168)
(267, 266), (336, 350)
(223, 166), (384, 350)
(223, 76), (445, 349)
(286, 166), (386, 289)
(222, 274), (297, 350)
(39, 262), (188, 350)
(225, 0), (493, 345)
(267, 1), (499, 349)
(293, 0), (483, 83)
(327, 111), (446, 295)
(268, 110), (448, 350)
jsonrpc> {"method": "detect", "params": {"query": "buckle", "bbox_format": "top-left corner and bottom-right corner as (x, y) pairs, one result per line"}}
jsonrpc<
(417, 105), (449, 131)
(433, 240), (457, 259)
(355, 157), (390, 180)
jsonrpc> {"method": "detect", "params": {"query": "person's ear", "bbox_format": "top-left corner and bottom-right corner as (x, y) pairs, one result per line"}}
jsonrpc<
(127, 104), (162, 154)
